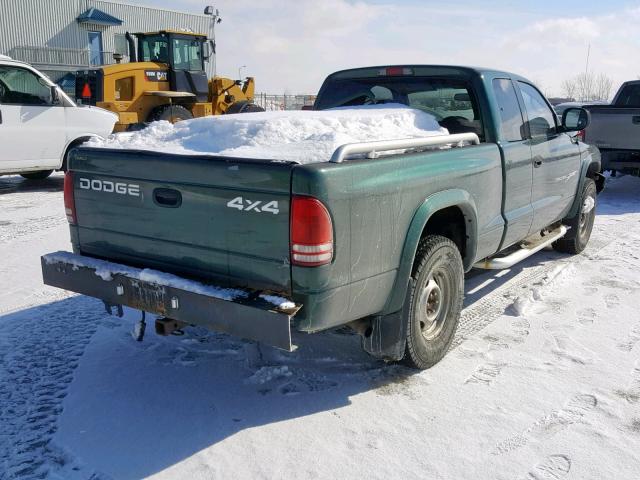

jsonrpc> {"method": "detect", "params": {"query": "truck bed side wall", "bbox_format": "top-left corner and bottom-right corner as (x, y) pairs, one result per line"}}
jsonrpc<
(291, 144), (503, 332)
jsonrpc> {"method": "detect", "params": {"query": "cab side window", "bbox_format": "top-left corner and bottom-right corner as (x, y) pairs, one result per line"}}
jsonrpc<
(0, 66), (52, 105)
(518, 82), (557, 138)
(492, 78), (525, 142)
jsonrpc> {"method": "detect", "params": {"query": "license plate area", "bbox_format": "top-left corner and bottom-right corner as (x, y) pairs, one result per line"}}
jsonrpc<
(128, 280), (167, 315)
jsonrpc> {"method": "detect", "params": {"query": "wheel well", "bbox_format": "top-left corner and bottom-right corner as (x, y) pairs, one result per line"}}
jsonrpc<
(586, 162), (605, 193)
(60, 136), (92, 171)
(147, 103), (193, 123)
(421, 207), (467, 259)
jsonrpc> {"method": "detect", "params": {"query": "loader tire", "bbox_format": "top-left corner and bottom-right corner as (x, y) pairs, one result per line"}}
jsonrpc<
(401, 235), (464, 370)
(148, 104), (193, 124)
(553, 178), (597, 255)
(226, 101), (265, 114)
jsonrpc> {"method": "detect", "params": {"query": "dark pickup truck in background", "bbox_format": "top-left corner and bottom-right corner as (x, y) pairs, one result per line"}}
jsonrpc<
(584, 80), (640, 177)
(42, 65), (603, 370)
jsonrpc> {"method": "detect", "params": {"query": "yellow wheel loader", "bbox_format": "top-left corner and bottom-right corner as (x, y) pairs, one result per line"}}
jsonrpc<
(75, 30), (263, 132)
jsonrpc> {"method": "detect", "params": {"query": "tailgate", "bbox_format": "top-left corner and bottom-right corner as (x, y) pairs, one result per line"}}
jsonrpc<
(584, 107), (640, 150)
(69, 147), (294, 293)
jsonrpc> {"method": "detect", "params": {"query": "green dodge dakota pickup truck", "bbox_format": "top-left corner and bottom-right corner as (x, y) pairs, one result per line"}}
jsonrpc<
(42, 65), (603, 369)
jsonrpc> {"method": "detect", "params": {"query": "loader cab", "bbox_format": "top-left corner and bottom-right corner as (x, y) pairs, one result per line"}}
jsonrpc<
(135, 31), (210, 102)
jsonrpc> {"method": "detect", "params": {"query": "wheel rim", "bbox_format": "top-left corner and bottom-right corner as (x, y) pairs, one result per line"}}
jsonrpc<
(579, 193), (596, 236)
(418, 273), (446, 340)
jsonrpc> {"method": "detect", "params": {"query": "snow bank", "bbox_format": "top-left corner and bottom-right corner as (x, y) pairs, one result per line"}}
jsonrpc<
(85, 104), (449, 164)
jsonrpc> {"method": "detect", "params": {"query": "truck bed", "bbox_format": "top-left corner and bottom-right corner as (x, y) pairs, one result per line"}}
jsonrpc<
(583, 106), (640, 151)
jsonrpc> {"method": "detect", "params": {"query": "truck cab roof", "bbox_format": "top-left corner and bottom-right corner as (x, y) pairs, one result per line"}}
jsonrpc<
(325, 64), (533, 84)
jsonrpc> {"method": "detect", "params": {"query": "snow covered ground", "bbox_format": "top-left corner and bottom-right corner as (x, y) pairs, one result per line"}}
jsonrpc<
(85, 105), (449, 163)
(1, 172), (639, 480)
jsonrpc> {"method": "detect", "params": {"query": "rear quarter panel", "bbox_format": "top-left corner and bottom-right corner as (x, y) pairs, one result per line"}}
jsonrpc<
(291, 144), (503, 331)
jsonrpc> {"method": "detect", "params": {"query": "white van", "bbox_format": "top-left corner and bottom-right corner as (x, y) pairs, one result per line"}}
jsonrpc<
(0, 55), (117, 179)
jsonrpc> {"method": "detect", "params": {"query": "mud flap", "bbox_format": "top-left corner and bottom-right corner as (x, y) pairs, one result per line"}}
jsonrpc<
(593, 172), (606, 193)
(362, 278), (413, 361)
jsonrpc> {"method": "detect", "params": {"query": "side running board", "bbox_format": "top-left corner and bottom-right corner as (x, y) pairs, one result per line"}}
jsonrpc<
(474, 225), (568, 270)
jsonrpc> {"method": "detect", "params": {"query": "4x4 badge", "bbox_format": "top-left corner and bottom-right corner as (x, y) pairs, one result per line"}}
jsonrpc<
(226, 196), (279, 214)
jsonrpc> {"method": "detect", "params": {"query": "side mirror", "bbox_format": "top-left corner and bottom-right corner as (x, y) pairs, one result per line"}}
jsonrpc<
(50, 85), (60, 105)
(203, 40), (215, 60)
(562, 107), (590, 132)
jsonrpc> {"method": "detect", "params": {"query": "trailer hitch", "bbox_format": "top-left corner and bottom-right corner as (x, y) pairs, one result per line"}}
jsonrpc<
(155, 317), (189, 336)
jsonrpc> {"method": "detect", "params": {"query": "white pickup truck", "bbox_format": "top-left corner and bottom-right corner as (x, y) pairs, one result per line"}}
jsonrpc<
(0, 55), (117, 179)
(583, 80), (640, 177)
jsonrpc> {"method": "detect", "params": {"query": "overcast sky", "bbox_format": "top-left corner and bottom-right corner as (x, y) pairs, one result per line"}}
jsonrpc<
(135, 0), (639, 97)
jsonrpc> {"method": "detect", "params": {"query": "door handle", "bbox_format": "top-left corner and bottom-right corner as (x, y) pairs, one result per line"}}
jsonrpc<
(632, 116), (640, 125)
(0, 109), (2, 124)
(534, 157), (543, 168)
(153, 188), (182, 208)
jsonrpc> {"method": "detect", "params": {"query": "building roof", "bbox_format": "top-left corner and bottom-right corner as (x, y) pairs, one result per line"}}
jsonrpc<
(77, 7), (123, 26)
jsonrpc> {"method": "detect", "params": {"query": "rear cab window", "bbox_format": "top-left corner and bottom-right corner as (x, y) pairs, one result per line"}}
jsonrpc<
(615, 83), (640, 107)
(314, 70), (484, 140)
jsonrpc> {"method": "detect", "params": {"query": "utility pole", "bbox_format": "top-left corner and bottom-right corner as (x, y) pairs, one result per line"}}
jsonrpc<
(584, 43), (591, 76)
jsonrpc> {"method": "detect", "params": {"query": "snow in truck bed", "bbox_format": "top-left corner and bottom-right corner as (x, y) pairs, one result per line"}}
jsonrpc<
(85, 104), (449, 164)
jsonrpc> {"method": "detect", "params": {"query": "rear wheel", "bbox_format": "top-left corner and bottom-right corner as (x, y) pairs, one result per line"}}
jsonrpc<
(148, 104), (194, 124)
(402, 235), (464, 370)
(20, 170), (53, 180)
(553, 178), (597, 254)
(226, 101), (265, 114)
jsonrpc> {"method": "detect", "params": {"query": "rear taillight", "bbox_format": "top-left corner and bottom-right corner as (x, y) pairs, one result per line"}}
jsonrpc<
(81, 83), (92, 99)
(64, 172), (76, 224)
(576, 129), (585, 142)
(290, 196), (333, 267)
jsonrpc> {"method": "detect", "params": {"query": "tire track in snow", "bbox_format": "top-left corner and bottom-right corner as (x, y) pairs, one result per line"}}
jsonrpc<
(453, 236), (610, 350)
(521, 454), (571, 480)
(493, 393), (597, 455)
(0, 299), (102, 479)
(615, 363), (640, 404)
(462, 318), (530, 385)
(617, 324), (640, 352)
(0, 215), (66, 244)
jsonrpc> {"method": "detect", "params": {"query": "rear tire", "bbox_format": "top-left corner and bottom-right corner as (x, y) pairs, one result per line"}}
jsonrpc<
(402, 235), (464, 370)
(20, 170), (53, 180)
(147, 104), (194, 124)
(225, 101), (265, 114)
(553, 178), (597, 255)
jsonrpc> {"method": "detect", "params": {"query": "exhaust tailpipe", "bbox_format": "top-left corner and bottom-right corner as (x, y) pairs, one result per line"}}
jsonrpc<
(125, 32), (136, 61)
